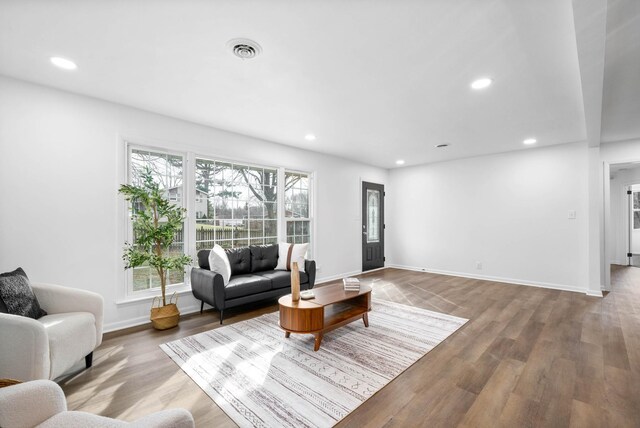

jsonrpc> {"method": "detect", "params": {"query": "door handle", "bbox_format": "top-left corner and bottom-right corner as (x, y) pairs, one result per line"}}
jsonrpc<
(363, 231), (368, 235)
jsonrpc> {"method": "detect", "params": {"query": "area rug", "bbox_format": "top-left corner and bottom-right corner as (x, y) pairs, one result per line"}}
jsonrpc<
(160, 299), (468, 428)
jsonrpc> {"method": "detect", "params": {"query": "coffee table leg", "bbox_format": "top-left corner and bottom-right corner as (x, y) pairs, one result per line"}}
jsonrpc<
(285, 331), (290, 338)
(363, 312), (369, 327)
(314, 333), (323, 351)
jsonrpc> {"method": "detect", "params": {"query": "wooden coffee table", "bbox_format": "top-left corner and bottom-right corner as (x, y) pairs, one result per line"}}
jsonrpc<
(278, 283), (372, 351)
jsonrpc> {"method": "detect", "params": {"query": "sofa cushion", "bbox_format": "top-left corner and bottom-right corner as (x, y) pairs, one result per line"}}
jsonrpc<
(275, 243), (308, 273)
(254, 270), (309, 290)
(226, 247), (251, 276)
(250, 245), (278, 273)
(197, 249), (211, 270)
(40, 312), (96, 379)
(0, 268), (47, 319)
(208, 244), (231, 285)
(224, 274), (272, 299)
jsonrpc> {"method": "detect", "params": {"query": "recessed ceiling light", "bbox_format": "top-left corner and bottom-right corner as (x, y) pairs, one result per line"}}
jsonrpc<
(435, 143), (450, 148)
(523, 138), (537, 145)
(50, 56), (77, 70)
(304, 134), (316, 141)
(396, 160), (405, 165)
(470, 78), (492, 90)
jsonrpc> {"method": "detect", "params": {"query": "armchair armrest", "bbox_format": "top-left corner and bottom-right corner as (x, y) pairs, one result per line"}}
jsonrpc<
(305, 260), (316, 289)
(191, 268), (225, 310)
(0, 313), (50, 380)
(0, 380), (67, 427)
(31, 283), (104, 348)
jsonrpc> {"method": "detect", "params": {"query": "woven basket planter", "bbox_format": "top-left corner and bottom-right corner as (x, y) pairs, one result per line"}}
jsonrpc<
(150, 293), (180, 330)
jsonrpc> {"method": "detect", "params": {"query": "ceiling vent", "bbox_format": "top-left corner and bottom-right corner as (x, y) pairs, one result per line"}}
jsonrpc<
(435, 143), (450, 148)
(228, 38), (262, 60)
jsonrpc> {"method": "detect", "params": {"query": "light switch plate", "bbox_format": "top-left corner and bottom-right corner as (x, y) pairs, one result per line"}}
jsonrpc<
(568, 210), (576, 219)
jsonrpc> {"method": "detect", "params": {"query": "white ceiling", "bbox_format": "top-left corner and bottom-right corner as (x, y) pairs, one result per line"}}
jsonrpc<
(0, 0), (637, 169)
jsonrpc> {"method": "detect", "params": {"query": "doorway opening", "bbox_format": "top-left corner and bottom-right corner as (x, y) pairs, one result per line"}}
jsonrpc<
(627, 184), (640, 267)
(607, 162), (640, 289)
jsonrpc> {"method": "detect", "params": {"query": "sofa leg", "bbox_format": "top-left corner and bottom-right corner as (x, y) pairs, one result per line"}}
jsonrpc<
(220, 309), (224, 325)
(200, 301), (204, 314)
(85, 352), (93, 368)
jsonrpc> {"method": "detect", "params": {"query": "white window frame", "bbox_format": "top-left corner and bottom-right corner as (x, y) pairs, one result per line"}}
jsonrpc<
(633, 190), (640, 230)
(284, 169), (313, 254)
(122, 143), (191, 301)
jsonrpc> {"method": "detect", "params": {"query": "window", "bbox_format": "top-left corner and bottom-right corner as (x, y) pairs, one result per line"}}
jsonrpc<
(285, 171), (311, 244)
(195, 159), (278, 250)
(128, 148), (186, 292)
(123, 143), (313, 297)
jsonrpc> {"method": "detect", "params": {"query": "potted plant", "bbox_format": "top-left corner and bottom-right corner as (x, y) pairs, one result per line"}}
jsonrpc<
(119, 167), (191, 330)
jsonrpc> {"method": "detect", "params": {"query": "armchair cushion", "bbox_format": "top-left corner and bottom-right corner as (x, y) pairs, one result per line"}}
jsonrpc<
(0, 380), (195, 428)
(0, 268), (46, 319)
(40, 312), (97, 380)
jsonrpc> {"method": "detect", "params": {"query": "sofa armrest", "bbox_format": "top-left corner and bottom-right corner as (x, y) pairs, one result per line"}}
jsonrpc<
(31, 282), (104, 348)
(305, 260), (316, 289)
(0, 380), (67, 427)
(191, 268), (225, 310)
(0, 312), (50, 380)
(131, 408), (195, 428)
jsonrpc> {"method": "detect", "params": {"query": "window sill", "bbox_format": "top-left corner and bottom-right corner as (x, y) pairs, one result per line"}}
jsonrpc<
(116, 285), (193, 306)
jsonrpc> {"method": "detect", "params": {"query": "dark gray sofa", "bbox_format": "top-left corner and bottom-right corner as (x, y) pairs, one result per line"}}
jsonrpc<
(191, 244), (316, 323)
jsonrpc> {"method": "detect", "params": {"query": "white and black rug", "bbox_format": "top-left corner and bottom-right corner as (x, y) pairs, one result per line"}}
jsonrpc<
(161, 299), (468, 428)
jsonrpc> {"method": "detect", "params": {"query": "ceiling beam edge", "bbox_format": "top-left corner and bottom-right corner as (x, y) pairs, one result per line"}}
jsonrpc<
(572, 0), (608, 148)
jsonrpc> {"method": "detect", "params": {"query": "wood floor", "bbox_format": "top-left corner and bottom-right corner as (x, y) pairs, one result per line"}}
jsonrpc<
(60, 267), (640, 427)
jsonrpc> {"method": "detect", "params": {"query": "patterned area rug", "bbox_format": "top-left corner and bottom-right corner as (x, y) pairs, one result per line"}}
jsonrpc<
(161, 299), (468, 428)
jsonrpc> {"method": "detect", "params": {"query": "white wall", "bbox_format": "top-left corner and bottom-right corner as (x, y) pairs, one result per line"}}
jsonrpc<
(0, 76), (387, 331)
(387, 142), (590, 292)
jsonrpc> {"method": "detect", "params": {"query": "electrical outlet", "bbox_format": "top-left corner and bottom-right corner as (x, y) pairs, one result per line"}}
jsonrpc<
(568, 210), (576, 219)
(476, 262), (482, 270)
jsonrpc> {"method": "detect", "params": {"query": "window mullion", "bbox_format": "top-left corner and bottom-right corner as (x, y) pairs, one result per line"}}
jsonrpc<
(277, 167), (286, 243)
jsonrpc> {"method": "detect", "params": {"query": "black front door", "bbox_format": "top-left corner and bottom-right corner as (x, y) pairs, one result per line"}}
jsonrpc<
(362, 181), (384, 271)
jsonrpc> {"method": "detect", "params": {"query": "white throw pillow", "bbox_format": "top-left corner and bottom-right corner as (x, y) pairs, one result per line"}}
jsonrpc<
(275, 242), (308, 273)
(208, 244), (231, 285)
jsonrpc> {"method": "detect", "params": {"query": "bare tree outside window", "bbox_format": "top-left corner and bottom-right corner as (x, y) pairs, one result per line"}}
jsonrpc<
(195, 159), (302, 249)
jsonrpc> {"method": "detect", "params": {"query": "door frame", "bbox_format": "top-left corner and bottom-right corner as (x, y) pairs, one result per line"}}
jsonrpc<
(361, 180), (385, 272)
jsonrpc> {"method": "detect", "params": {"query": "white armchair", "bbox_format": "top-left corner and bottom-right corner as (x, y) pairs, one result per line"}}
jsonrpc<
(0, 282), (104, 381)
(0, 380), (195, 428)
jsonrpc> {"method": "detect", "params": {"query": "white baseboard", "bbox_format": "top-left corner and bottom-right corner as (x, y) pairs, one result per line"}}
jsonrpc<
(387, 264), (591, 295)
(315, 269), (362, 285)
(103, 304), (202, 333)
(586, 290), (604, 297)
(105, 269), (362, 333)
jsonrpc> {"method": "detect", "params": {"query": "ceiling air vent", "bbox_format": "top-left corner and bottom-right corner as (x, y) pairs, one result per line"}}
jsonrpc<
(228, 38), (262, 60)
(435, 143), (450, 148)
